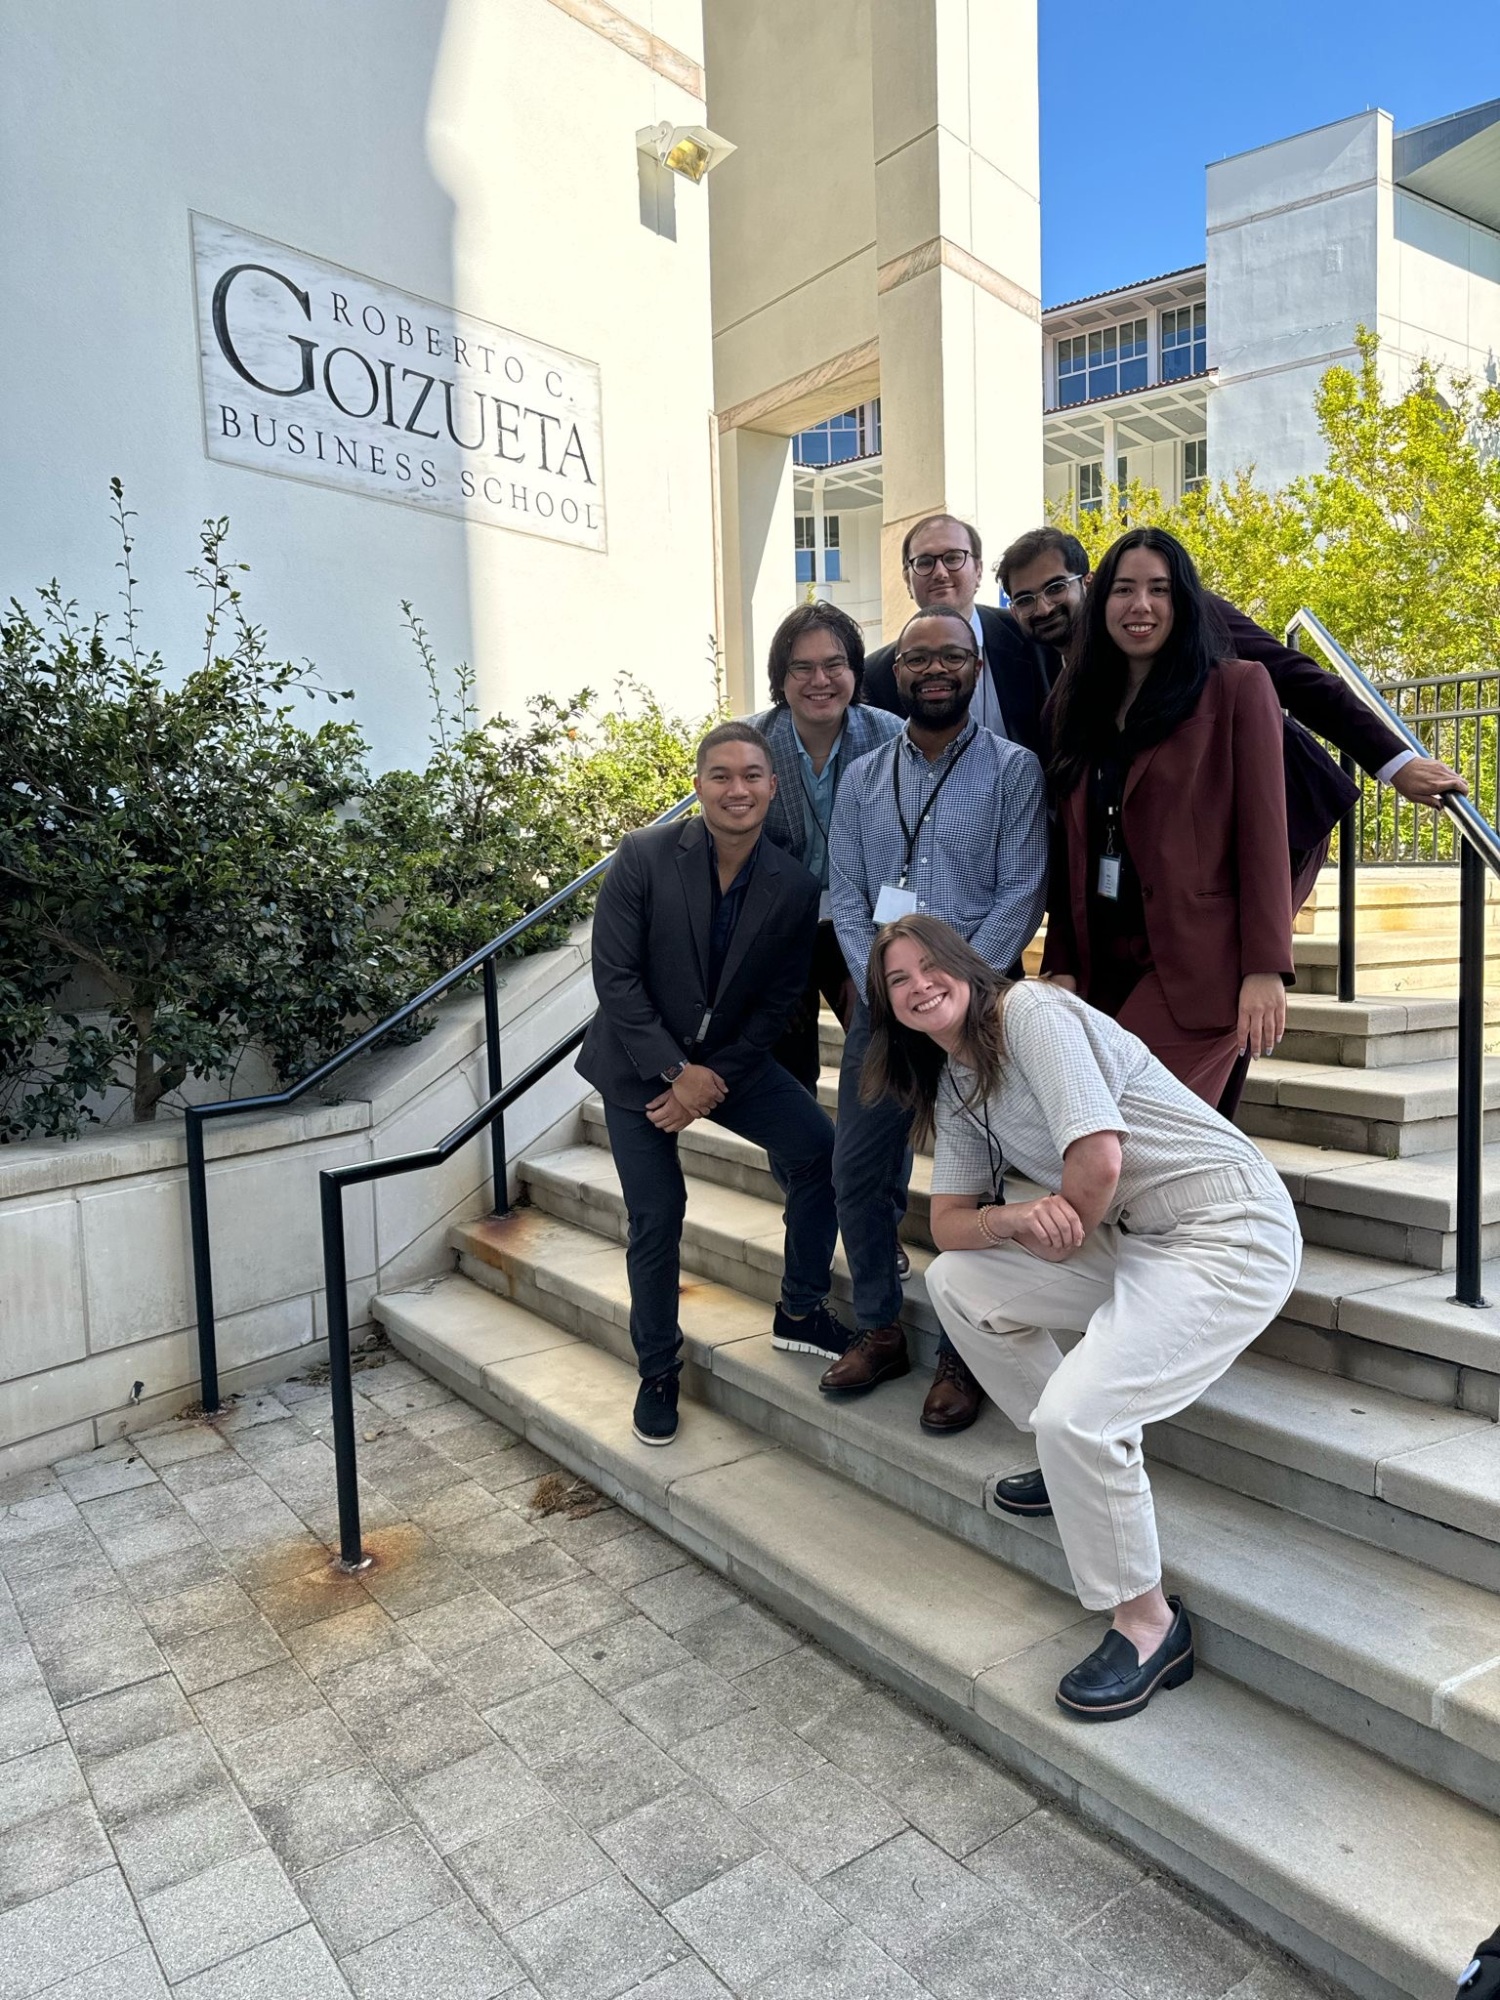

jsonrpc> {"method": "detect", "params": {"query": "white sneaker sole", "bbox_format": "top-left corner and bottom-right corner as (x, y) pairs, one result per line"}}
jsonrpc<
(632, 1423), (677, 1447)
(771, 1334), (843, 1359)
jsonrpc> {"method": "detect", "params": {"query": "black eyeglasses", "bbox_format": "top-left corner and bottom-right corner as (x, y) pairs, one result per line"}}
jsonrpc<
(893, 645), (978, 671)
(905, 549), (973, 577)
(785, 657), (852, 682)
(1007, 574), (1082, 614)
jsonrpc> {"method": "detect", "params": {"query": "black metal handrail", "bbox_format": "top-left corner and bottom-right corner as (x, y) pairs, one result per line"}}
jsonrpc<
(1287, 608), (1500, 1309)
(184, 794), (696, 1415)
(320, 1021), (589, 1568)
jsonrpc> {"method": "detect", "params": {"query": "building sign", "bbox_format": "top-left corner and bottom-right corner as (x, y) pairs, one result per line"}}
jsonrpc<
(191, 214), (605, 550)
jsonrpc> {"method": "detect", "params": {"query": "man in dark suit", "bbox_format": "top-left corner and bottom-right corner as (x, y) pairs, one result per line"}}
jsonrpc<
(577, 722), (844, 1446)
(863, 514), (1053, 755)
(995, 524), (1467, 1112)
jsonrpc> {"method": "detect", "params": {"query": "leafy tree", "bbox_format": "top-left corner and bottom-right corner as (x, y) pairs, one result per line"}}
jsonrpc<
(0, 487), (414, 1136)
(1053, 328), (1500, 678)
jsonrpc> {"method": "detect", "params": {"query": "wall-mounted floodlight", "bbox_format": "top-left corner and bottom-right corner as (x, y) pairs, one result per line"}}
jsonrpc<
(636, 121), (736, 184)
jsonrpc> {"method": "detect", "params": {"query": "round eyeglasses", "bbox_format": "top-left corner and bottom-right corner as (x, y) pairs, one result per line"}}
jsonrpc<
(905, 549), (974, 577)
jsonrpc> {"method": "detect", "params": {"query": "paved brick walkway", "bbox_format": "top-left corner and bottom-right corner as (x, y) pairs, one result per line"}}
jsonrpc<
(0, 1351), (1336, 1999)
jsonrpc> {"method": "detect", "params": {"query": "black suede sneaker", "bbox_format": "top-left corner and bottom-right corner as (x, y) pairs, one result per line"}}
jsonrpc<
(772, 1300), (850, 1360)
(632, 1372), (679, 1447)
(1056, 1597), (1194, 1722)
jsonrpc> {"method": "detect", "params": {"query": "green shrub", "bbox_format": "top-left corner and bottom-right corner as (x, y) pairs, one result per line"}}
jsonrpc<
(0, 492), (709, 1142)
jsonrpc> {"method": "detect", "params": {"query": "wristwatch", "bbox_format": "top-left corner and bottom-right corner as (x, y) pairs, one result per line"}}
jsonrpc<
(661, 1062), (688, 1083)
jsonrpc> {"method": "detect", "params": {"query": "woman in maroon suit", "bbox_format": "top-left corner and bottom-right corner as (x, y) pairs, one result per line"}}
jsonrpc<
(1041, 528), (1293, 1106)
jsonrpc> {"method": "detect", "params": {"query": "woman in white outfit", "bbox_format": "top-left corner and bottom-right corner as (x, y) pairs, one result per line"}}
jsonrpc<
(864, 913), (1301, 1721)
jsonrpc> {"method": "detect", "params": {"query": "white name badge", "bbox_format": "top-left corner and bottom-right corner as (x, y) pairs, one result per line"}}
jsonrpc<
(1097, 856), (1121, 901)
(873, 883), (919, 925)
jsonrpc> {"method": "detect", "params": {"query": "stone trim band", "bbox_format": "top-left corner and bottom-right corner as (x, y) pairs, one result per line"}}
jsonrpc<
(877, 236), (1041, 322)
(542, 0), (704, 100)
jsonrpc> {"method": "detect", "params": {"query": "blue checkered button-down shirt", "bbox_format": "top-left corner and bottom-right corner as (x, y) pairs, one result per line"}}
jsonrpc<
(829, 719), (1048, 992)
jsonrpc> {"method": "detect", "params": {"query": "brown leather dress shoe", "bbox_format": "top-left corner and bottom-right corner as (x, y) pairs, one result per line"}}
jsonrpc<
(920, 1346), (983, 1433)
(820, 1322), (910, 1396)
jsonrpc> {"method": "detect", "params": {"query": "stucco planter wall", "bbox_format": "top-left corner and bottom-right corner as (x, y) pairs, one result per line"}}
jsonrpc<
(0, 927), (596, 1476)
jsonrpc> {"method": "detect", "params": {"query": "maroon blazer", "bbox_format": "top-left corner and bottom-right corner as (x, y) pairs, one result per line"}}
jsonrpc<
(1042, 658), (1295, 1032)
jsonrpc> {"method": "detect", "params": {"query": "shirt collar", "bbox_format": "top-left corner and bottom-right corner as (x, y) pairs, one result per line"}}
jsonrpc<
(968, 605), (984, 651)
(706, 830), (761, 889)
(791, 722), (845, 772)
(901, 715), (978, 762)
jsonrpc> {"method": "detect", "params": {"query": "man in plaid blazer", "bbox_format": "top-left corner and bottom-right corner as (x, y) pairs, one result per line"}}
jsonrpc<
(751, 601), (901, 1091)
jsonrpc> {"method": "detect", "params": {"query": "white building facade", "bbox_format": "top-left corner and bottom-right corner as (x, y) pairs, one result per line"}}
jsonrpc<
(1046, 97), (1500, 514)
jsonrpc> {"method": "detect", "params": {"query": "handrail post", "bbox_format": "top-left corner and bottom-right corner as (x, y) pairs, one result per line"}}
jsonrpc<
(319, 1172), (368, 1568)
(1452, 839), (1488, 1308)
(1337, 754), (1357, 1005)
(184, 1111), (222, 1414)
(482, 956), (508, 1216)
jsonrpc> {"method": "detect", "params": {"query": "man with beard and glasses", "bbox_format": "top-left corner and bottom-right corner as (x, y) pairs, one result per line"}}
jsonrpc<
(863, 514), (1052, 753)
(821, 607), (1048, 1429)
(996, 525), (1468, 1116)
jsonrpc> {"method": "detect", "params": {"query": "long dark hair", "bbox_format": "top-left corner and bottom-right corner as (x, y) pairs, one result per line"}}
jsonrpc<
(860, 916), (1013, 1147)
(1047, 527), (1229, 797)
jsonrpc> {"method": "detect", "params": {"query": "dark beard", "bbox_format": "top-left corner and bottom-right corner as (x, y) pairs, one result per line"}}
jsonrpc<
(907, 686), (972, 729)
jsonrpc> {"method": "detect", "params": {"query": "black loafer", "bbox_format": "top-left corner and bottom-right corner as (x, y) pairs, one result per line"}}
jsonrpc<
(1056, 1596), (1194, 1722)
(992, 1469), (1052, 1517)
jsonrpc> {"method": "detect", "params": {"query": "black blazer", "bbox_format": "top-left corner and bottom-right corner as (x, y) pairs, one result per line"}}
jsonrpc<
(864, 604), (1055, 758)
(577, 816), (820, 1110)
(1212, 596), (1394, 854)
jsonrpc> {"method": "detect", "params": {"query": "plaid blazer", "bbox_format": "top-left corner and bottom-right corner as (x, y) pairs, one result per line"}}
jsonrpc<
(751, 701), (904, 868)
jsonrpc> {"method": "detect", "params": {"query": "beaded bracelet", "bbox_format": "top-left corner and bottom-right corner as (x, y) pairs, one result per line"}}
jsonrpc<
(976, 1203), (1006, 1247)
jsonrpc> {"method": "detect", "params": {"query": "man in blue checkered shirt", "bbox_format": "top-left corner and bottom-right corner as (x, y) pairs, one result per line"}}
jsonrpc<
(822, 604), (1048, 1431)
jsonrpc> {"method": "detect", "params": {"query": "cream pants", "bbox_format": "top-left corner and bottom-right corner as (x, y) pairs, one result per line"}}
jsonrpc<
(925, 1165), (1300, 1611)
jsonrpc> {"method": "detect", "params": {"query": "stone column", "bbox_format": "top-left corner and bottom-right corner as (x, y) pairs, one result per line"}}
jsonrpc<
(718, 427), (795, 715)
(870, 0), (1042, 630)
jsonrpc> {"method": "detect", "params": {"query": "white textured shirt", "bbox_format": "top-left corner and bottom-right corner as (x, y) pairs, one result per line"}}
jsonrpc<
(931, 982), (1265, 1222)
(830, 719), (1047, 992)
(967, 606), (1006, 739)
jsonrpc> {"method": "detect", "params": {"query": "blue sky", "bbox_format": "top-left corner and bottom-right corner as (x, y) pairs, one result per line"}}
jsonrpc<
(1039, 0), (1500, 306)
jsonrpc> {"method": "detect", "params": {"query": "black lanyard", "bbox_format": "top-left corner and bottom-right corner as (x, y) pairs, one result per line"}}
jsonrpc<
(891, 729), (975, 886)
(951, 1073), (1006, 1203)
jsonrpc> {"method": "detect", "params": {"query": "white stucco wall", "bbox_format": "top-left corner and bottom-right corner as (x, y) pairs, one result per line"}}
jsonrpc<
(0, 0), (717, 771)
(1383, 190), (1500, 389)
(1208, 107), (1500, 493)
(1207, 112), (1383, 491)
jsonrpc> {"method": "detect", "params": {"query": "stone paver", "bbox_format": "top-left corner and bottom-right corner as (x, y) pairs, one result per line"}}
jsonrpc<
(0, 1362), (1343, 1998)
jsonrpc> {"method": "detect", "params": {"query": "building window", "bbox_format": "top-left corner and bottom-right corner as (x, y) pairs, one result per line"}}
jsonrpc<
(1056, 337), (1088, 407)
(1161, 303), (1207, 381)
(1056, 320), (1148, 405)
(1077, 462), (1103, 514)
(793, 401), (881, 467)
(1182, 438), (1208, 492)
(794, 513), (842, 584)
(794, 515), (815, 584)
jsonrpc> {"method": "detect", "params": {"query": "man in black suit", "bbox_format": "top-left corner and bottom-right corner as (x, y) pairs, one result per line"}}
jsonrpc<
(863, 514), (1053, 755)
(577, 722), (845, 1447)
(995, 523), (1467, 1112)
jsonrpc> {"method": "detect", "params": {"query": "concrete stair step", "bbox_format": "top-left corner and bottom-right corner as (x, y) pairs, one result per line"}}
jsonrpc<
(819, 993), (1469, 1073)
(1236, 1053), (1500, 1157)
(580, 1088), (1500, 1274)
(452, 1194), (1500, 1813)
(548, 1128), (1500, 1424)
(371, 1268), (1500, 2000)
(497, 1152), (1500, 1573)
